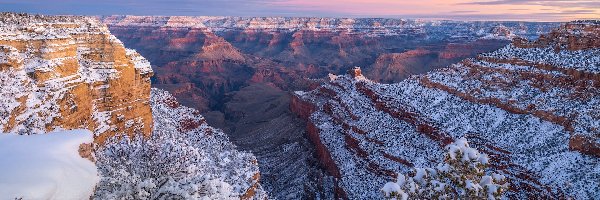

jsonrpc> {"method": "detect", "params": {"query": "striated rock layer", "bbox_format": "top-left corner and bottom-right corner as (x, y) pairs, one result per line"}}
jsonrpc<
(0, 13), (153, 143)
(292, 21), (600, 199)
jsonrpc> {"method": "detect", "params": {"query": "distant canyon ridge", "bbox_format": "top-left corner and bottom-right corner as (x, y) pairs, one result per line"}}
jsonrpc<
(101, 16), (558, 113)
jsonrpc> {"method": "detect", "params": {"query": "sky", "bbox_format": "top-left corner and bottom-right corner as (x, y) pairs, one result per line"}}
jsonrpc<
(1, 0), (599, 22)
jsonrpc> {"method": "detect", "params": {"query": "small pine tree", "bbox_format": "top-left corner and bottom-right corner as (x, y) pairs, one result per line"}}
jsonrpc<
(381, 138), (508, 199)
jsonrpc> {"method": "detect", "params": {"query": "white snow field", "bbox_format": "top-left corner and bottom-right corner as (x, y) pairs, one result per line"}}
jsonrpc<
(0, 130), (98, 199)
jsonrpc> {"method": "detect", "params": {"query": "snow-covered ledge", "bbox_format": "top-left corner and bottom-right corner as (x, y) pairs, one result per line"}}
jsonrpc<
(0, 130), (99, 199)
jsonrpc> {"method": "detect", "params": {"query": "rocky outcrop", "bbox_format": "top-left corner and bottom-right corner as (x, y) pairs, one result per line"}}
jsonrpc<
(0, 13), (153, 143)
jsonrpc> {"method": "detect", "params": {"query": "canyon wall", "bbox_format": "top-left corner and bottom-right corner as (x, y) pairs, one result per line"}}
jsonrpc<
(101, 16), (559, 113)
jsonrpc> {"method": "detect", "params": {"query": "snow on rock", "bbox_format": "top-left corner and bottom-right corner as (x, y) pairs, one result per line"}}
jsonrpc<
(0, 130), (98, 199)
(294, 21), (600, 199)
(93, 88), (266, 199)
(126, 48), (154, 75)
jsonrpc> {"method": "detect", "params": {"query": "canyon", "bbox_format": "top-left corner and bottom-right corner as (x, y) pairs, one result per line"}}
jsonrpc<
(101, 16), (562, 198)
(102, 16), (559, 113)
(3, 12), (597, 199)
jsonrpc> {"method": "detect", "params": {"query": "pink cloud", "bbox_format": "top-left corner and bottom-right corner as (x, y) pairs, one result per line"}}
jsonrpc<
(267, 0), (600, 21)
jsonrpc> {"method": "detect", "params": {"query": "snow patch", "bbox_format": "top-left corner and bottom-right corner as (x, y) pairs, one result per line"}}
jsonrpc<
(0, 130), (98, 199)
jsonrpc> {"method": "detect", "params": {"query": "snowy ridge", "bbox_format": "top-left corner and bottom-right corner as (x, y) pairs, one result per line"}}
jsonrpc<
(0, 13), (108, 40)
(294, 21), (600, 199)
(483, 44), (600, 73)
(94, 88), (266, 199)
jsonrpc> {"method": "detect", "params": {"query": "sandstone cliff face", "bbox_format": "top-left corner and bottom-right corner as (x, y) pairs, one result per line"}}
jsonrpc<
(0, 13), (153, 143)
(292, 21), (600, 199)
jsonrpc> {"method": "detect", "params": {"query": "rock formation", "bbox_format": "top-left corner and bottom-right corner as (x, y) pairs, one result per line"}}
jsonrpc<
(0, 13), (153, 143)
(513, 20), (600, 51)
(292, 21), (600, 199)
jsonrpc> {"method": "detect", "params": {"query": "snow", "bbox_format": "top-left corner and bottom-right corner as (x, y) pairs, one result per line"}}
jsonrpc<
(413, 168), (427, 184)
(0, 13), (154, 138)
(0, 130), (98, 199)
(382, 182), (401, 196)
(465, 180), (483, 194)
(480, 176), (493, 185)
(126, 48), (154, 75)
